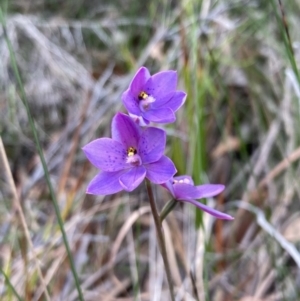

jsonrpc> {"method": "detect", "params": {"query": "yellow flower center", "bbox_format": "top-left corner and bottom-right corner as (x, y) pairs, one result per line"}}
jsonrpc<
(127, 147), (137, 157)
(138, 91), (149, 100)
(126, 147), (141, 166)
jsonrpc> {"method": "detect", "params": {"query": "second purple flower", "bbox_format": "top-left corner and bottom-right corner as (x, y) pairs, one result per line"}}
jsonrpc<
(161, 175), (234, 220)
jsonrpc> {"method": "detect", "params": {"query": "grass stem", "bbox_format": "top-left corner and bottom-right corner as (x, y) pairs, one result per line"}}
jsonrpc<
(0, 267), (24, 301)
(0, 137), (51, 301)
(0, 8), (85, 301)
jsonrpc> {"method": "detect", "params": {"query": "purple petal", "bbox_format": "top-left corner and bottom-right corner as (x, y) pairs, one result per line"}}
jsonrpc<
(111, 113), (141, 148)
(86, 170), (125, 195)
(129, 114), (150, 126)
(178, 198), (234, 220)
(160, 180), (175, 198)
(164, 91), (186, 112)
(138, 127), (166, 164)
(122, 90), (141, 115)
(174, 184), (225, 201)
(151, 92), (174, 109)
(151, 91), (186, 113)
(143, 108), (175, 123)
(145, 156), (177, 184)
(129, 67), (151, 95)
(173, 175), (194, 185)
(82, 138), (127, 172)
(119, 166), (146, 191)
(145, 70), (177, 99)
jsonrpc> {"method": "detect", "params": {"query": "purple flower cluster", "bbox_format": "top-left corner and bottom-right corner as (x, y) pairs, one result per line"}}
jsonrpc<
(83, 67), (233, 220)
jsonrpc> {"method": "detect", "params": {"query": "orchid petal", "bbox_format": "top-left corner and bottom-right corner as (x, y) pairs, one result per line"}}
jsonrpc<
(160, 180), (175, 198)
(86, 171), (125, 195)
(178, 198), (234, 220)
(138, 127), (166, 164)
(145, 70), (177, 99)
(164, 91), (186, 112)
(143, 108), (175, 123)
(119, 166), (146, 191)
(145, 156), (177, 184)
(129, 114), (150, 126)
(82, 138), (127, 172)
(151, 92), (174, 108)
(112, 113), (141, 148)
(122, 90), (141, 115)
(129, 67), (151, 95)
(174, 184), (225, 200)
(151, 91), (186, 113)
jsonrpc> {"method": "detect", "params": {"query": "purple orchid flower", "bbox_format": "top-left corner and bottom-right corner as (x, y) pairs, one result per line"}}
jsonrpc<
(82, 113), (177, 195)
(122, 66), (186, 124)
(161, 175), (234, 220)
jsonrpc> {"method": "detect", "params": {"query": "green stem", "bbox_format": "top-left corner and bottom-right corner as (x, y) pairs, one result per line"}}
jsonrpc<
(0, 8), (84, 301)
(145, 180), (175, 301)
(160, 199), (178, 223)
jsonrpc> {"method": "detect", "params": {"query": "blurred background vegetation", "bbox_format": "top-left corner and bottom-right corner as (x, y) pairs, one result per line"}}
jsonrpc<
(1, 0), (300, 300)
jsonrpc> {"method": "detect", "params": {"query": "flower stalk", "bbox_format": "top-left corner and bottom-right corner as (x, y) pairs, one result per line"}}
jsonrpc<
(160, 199), (178, 223)
(145, 179), (175, 301)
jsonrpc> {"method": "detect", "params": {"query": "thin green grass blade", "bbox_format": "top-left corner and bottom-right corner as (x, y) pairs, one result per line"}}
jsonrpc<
(271, 0), (300, 83)
(0, 268), (24, 301)
(0, 7), (84, 301)
(270, 0), (300, 132)
(181, 0), (206, 228)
